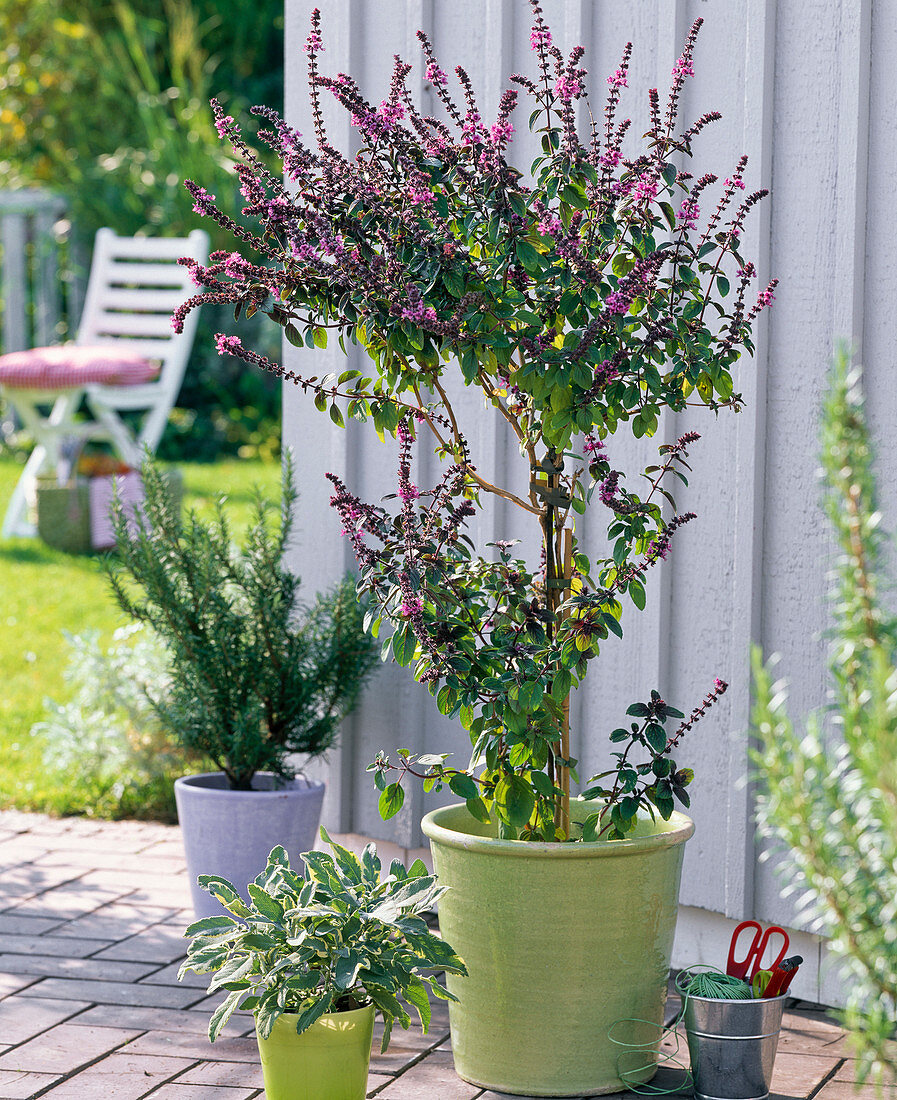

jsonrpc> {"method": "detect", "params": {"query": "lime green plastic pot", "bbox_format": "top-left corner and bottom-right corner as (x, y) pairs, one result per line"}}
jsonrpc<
(421, 800), (693, 1097)
(255, 1003), (375, 1100)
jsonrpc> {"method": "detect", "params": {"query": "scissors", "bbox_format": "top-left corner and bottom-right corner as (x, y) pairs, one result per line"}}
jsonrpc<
(726, 920), (789, 981)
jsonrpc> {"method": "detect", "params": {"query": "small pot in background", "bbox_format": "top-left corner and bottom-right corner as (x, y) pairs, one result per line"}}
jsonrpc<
(174, 771), (325, 919)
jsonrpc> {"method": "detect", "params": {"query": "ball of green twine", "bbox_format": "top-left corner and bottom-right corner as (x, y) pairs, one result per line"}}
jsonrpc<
(675, 966), (753, 1000)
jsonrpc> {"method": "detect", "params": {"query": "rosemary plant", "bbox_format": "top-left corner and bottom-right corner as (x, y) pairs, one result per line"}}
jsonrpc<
(752, 347), (897, 1086)
(106, 455), (379, 790)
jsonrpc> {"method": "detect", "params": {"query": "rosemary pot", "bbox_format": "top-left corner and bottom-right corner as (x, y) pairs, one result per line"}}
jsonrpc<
(256, 1004), (375, 1100)
(175, 772), (325, 919)
(421, 800), (693, 1097)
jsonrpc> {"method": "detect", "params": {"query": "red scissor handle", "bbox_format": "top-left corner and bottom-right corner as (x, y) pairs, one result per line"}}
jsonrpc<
(753, 926), (790, 978)
(726, 921), (790, 981)
(726, 920), (762, 980)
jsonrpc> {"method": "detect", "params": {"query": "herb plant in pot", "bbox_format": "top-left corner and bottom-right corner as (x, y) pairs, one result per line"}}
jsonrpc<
(173, 1), (775, 1091)
(107, 457), (379, 919)
(180, 831), (466, 1100)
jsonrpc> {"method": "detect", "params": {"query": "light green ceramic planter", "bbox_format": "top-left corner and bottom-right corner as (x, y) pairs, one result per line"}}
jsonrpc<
(421, 800), (694, 1097)
(255, 1004), (375, 1100)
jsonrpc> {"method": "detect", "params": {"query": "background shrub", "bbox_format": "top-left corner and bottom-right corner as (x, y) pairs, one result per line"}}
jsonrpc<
(32, 624), (193, 821)
(752, 348), (897, 1086)
(0, 0), (284, 460)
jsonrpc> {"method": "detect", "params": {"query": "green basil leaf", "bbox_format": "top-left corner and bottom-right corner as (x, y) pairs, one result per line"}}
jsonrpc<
(379, 782), (405, 820)
(493, 774), (536, 829)
(448, 772), (479, 800)
(392, 627), (417, 666)
(645, 723), (667, 753)
(551, 669), (572, 701)
(465, 795), (491, 823)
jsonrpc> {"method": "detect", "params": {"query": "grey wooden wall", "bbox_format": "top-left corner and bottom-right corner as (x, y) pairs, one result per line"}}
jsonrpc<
(281, 0), (886, 1001)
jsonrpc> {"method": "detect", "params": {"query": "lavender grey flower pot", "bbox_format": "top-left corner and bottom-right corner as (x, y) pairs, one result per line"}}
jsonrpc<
(174, 772), (326, 919)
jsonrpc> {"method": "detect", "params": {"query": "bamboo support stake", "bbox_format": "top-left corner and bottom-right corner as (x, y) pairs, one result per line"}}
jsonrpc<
(559, 526), (573, 838)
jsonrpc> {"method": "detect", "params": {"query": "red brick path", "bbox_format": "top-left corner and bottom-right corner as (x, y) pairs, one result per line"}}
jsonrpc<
(0, 810), (882, 1099)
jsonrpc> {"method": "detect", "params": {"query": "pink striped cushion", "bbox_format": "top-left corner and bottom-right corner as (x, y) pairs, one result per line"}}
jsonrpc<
(0, 346), (159, 390)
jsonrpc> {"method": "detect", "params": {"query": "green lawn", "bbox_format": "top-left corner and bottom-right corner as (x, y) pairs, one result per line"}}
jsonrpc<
(0, 453), (280, 818)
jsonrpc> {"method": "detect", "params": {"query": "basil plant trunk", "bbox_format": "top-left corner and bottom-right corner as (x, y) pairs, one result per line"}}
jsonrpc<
(175, 773), (325, 919)
(422, 800), (693, 1097)
(256, 1005), (375, 1100)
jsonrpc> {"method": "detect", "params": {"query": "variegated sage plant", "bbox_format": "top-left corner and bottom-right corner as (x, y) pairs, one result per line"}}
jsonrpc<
(179, 831), (466, 1048)
(173, 2), (773, 841)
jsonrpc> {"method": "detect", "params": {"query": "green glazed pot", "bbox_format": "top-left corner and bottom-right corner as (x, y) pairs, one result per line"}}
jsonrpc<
(256, 1003), (375, 1100)
(421, 800), (694, 1097)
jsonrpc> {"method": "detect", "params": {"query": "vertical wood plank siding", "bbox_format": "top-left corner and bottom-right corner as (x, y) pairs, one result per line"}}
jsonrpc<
(0, 192), (73, 354)
(282, 1), (888, 984)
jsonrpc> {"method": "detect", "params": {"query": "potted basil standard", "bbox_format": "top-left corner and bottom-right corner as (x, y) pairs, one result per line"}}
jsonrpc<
(106, 458), (379, 919)
(179, 831), (466, 1100)
(173, 1), (775, 1092)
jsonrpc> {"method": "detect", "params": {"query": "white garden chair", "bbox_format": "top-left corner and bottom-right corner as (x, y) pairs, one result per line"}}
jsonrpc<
(0, 228), (208, 537)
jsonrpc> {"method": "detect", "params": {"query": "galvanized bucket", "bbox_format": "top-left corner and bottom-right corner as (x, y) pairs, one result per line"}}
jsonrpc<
(684, 993), (786, 1100)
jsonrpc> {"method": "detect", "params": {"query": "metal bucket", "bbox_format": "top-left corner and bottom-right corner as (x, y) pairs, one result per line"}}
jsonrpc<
(684, 993), (785, 1100)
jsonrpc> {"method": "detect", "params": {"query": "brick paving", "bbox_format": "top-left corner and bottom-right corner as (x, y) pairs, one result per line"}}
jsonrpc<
(0, 809), (886, 1099)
